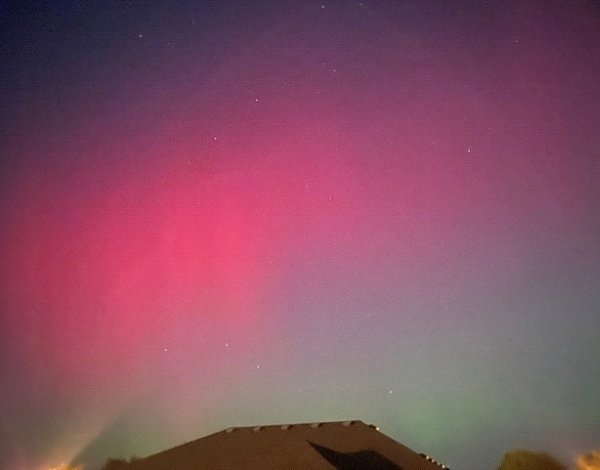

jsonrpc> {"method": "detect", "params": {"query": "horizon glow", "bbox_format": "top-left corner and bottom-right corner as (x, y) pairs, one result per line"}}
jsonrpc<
(1, 2), (599, 470)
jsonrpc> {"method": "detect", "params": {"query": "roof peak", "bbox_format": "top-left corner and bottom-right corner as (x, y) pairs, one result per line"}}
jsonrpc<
(223, 420), (380, 433)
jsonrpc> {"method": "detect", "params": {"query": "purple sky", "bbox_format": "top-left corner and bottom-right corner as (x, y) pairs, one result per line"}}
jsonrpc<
(1, 2), (599, 469)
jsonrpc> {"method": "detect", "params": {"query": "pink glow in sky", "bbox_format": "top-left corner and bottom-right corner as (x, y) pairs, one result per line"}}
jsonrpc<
(1, 2), (599, 469)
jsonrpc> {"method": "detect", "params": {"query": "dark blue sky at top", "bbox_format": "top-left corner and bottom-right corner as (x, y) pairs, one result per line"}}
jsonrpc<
(1, 2), (599, 470)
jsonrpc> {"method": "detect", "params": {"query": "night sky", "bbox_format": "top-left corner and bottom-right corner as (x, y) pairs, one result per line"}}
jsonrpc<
(1, 1), (599, 469)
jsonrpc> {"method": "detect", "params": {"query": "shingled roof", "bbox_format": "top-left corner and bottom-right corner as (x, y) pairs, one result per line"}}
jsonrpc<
(126, 420), (449, 470)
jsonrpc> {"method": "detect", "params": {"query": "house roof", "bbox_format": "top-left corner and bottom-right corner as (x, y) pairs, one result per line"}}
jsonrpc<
(126, 420), (449, 470)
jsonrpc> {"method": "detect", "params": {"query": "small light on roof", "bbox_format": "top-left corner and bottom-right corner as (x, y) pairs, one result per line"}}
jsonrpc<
(419, 453), (449, 469)
(280, 424), (292, 430)
(225, 428), (235, 433)
(309, 422), (321, 428)
(342, 420), (355, 426)
(252, 426), (263, 432)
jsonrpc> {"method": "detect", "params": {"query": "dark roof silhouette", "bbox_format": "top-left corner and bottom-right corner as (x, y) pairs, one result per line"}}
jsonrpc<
(125, 420), (449, 470)
(309, 441), (404, 470)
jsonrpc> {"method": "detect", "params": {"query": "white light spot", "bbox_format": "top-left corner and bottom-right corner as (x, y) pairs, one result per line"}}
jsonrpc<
(256, 364), (260, 369)
(467, 147), (472, 153)
(138, 33), (143, 38)
(388, 389), (393, 394)
(225, 342), (229, 347)
(255, 98), (259, 103)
